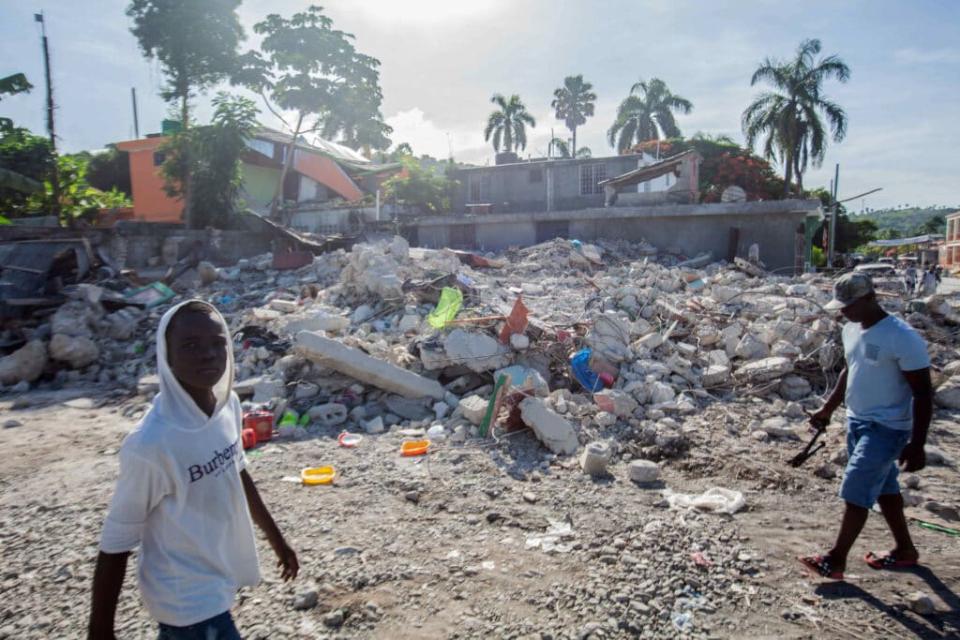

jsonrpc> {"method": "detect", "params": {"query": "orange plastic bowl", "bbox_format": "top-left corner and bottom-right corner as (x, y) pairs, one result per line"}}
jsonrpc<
(301, 466), (336, 485)
(400, 439), (431, 456)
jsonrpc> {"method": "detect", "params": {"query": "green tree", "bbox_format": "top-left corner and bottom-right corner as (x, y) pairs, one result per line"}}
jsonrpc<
(160, 93), (258, 228)
(237, 5), (387, 217)
(382, 156), (457, 215)
(742, 38), (849, 196)
(0, 125), (54, 217)
(127, 0), (245, 227)
(0, 73), (32, 99)
(548, 137), (591, 159)
(83, 146), (132, 197)
(551, 75), (596, 158)
(917, 215), (945, 236)
(483, 94), (536, 154)
(127, 0), (245, 127)
(607, 78), (692, 153)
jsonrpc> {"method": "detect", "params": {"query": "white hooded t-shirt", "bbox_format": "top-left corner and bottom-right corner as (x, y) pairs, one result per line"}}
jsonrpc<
(100, 301), (260, 626)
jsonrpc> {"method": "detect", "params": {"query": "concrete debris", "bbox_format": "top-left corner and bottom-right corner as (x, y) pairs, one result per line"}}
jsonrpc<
(439, 329), (513, 373)
(49, 334), (100, 370)
(520, 397), (579, 455)
(307, 403), (348, 427)
(735, 357), (794, 383)
(628, 459), (660, 484)
(0, 341), (47, 385)
(934, 376), (960, 409)
(580, 441), (611, 476)
(905, 592), (935, 615)
(297, 331), (444, 400)
(458, 395), (489, 425)
(197, 261), (219, 285)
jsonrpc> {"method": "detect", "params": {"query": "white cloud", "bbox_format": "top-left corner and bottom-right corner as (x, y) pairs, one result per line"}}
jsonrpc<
(893, 47), (960, 65)
(385, 107), (488, 162)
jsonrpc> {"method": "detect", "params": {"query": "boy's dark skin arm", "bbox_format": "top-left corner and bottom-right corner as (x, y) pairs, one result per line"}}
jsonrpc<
(240, 469), (299, 581)
(88, 551), (129, 639)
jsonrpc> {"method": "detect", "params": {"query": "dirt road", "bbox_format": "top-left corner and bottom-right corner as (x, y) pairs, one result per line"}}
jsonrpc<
(0, 388), (958, 639)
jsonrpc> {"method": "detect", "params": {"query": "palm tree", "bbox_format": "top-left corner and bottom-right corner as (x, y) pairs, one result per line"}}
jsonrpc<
(607, 78), (693, 153)
(742, 38), (849, 196)
(548, 137), (592, 159)
(484, 94), (536, 154)
(551, 75), (596, 158)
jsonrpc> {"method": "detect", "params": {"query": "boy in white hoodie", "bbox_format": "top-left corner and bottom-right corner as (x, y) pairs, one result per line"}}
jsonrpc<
(88, 301), (298, 639)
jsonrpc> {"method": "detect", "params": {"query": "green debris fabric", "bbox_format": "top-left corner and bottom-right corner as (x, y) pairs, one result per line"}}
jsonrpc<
(427, 287), (463, 329)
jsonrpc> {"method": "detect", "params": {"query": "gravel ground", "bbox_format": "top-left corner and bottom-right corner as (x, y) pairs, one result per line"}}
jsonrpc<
(0, 389), (958, 639)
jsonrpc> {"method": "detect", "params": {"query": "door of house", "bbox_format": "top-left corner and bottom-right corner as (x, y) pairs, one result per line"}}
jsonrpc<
(536, 220), (569, 243)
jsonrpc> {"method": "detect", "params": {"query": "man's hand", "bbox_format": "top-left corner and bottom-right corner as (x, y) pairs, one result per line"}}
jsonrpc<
(808, 407), (832, 431)
(273, 539), (299, 581)
(899, 441), (926, 473)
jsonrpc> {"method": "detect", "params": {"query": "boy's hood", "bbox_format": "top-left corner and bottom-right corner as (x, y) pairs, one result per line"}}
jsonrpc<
(153, 300), (234, 429)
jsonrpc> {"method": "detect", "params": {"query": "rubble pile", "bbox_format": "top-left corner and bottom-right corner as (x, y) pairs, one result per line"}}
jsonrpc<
(3, 235), (960, 466)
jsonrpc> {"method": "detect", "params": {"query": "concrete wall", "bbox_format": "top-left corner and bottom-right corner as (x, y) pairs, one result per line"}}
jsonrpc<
(453, 155), (641, 214)
(241, 163), (281, 214)
(410, 200), (821, 272)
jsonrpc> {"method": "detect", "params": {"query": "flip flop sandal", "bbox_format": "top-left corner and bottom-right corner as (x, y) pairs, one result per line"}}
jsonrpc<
(798, 554), (844, 580)
(864, 551), (918, 570)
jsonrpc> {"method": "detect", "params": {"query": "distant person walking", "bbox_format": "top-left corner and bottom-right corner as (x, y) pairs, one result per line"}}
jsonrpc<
(917, 266), (938, 297)
(903, 266), (917, 297)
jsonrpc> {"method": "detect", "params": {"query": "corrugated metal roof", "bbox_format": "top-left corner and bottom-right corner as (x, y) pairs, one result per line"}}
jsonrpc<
(598, 149), (701, 189)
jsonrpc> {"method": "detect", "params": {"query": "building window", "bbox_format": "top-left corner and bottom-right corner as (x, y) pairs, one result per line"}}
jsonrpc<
(468, 174), (491, 203)
(152, 151), (165, 167)
(528, 168), (543, 183)
(580, 164), (607, 195)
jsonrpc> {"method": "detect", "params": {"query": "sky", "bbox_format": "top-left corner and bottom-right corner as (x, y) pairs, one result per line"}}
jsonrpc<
(2, 0), (958, 211)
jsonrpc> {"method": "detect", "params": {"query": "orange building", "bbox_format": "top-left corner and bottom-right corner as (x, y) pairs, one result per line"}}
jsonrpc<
(114, 128), (401, 226)
(115, 136), (184, 223)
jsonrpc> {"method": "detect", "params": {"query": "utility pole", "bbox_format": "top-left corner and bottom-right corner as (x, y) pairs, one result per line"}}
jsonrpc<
(131, 87), (140, 138)
(828, 163), (839, 267)
(36, 11), (60, 218)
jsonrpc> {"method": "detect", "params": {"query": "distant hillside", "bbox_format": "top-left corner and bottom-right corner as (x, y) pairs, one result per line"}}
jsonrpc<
(852, 205), (955, 236)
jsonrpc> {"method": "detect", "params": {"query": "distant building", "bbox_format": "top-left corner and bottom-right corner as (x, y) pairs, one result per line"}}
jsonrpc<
(115, 128), (400, 232)
(940, 210), (960, 269)
(450, 150), (700, 215)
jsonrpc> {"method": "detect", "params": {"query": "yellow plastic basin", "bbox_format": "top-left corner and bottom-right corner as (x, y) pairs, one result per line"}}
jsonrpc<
(401, 439), (431, 457)
(301, 466), (336, 485)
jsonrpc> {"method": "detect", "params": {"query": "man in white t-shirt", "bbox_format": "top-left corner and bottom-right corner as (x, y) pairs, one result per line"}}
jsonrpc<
(799, 273), (932, 581)
(88, 301), (298, 639)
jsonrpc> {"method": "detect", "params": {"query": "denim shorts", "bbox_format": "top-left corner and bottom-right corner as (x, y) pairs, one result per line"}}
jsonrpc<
(839, 418), (911, 509)
(157, 611), (240, 640)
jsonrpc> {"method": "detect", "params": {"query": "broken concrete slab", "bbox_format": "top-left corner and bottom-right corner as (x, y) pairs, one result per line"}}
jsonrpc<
(297, 331), (444, 400)
(307, 403), (348, 427)
(385, 395), (433, 421)
(0, 341), (47, 386)
(580, 441), (611, 476)
(593, 390), (638, 417)
(280, 312), (350, 336)
(628, 459), (660, 484)
(438, 329), (513, 373)
(49, 334), (99, 369)
(735, 356), (794, 383)
(779, 375), (812, 400)
(458, 395), (489, 426)
(702, 364), (732, 387)
(519, 397), (578, 455)
(935, 377), (960, 409)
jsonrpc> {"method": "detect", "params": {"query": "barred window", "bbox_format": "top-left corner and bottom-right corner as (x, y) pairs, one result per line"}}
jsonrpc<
(580, 164), (607, 195)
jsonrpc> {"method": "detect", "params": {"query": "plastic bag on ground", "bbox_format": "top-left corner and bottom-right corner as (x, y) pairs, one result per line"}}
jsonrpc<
(666, 487), (745, 514)
(427, 287), (463, 329)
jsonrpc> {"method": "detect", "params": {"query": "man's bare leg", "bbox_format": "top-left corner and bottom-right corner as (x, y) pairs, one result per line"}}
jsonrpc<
(876, 493), (919, 562)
